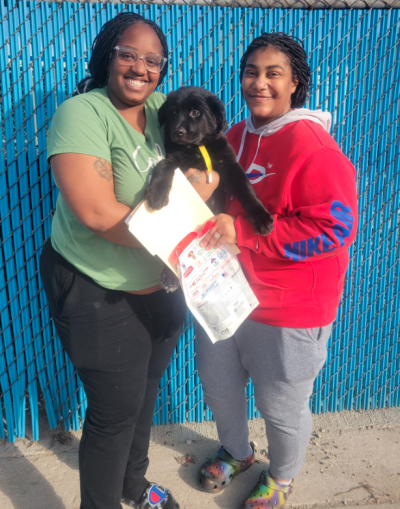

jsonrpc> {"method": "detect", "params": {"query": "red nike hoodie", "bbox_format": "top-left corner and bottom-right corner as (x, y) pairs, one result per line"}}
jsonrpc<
(226, 118), (358, 328)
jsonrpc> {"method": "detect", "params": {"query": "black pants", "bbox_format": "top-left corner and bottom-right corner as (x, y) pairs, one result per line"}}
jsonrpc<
(40, 240), (185, 509)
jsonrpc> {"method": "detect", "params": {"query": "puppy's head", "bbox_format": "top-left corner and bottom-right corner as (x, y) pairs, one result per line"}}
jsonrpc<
(158, 87), (228, 145)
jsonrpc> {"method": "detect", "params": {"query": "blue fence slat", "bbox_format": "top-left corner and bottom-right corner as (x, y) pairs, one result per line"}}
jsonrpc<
(309, 10), (323, 111)
(190, 6), (201, 90)
(180, 5), (190, 88)
(327, 11), (340, 128)
(231, 8), (242, 126)
(170, 5), (180, 92)
(167, 346), (178, 425)
(252, 5), (262, 39)
(0, 247), (15, 442)
(386, 11), (400, 408)
(194, 334), (204, 423)
(176, 329), (186, 424)
(0, 0), (13, 442)
(221, 8), (231, 124)
(159, 6), (171, 94)
(247, 380), (255, 420)
(28, 1), (63, 423)
(0, 395), (4, 439)
(365, 10), (382, 411)
(18, 0), (41, 440)
(21, 0), (59, 434)
(0, 0), (10, 442)
(185, 312), (195, 423)
(74, 3), (86, 86)
(7, 5), (28, 436)
(84, 4), (96, 66)
(38, 3), (69, 423)
(319, 12), (331, 112)
(0, 1), (399, 440)
(201, 6), (212, 90)
(23, 8), (59, 431)
(372, 11), (391, 410)
(333, 11), (347, 147)
(342, 9), (360, 161)
(211, 6), (221, 96)
(1, 0), (26, 440)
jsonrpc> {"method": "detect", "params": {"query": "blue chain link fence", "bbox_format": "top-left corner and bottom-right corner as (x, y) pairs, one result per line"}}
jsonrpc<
(0, 0), (399, 442)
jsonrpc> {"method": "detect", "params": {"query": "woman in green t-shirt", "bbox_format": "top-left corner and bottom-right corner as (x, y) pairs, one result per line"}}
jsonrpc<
(40, 13), (219, 509)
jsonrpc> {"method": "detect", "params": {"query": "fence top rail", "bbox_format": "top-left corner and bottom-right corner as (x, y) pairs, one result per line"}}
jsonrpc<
(31, 0), (400, 8)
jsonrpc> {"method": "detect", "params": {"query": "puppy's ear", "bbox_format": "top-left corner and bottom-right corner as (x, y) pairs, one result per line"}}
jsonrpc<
(206, 95), (228, 132)
(158, 101), (168, 126)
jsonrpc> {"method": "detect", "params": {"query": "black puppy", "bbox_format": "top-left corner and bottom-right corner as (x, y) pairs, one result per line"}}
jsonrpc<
(144, 86), (274, 234)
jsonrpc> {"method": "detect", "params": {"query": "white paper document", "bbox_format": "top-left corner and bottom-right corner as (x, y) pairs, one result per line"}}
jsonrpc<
(126, 169), (230, 274)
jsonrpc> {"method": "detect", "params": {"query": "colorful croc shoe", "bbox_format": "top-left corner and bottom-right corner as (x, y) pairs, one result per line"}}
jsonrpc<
(122, 483), (180, 509)
(239, 471), (293, 509)
(198, 444), (255, 493)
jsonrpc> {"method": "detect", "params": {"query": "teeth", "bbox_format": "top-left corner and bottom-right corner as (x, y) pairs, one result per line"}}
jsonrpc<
(127, 79), (145, 87)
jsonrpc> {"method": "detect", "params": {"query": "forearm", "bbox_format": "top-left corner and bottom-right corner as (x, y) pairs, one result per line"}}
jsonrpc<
(84, 201), (144, 248)
(185, 168), (220, 202)
(235, 209), (357, 261)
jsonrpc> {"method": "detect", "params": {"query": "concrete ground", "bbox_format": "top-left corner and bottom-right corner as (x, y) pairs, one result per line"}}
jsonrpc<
(0, 407), (399, 509)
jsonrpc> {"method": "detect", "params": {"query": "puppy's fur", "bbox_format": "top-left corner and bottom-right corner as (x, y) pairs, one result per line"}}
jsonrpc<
(144, 86), (274, 234)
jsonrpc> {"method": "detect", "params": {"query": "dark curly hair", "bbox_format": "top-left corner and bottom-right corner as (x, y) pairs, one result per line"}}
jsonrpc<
(239, 32), (312, 109)
(76, 12), (168, 94)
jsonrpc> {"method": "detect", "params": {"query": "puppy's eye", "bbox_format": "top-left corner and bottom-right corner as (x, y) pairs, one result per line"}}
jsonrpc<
(172, 111), (178, 118)
(191, 110), (200, 118)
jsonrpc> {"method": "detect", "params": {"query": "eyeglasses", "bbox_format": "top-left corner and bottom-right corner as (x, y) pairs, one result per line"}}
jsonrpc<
(114, 46), (167, 73)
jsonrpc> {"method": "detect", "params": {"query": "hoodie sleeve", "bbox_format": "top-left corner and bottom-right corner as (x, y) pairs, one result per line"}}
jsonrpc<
(235, 147), (358, 261)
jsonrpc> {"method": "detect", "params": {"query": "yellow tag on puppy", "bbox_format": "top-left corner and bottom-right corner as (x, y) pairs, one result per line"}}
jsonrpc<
(198, 145), (213, 183)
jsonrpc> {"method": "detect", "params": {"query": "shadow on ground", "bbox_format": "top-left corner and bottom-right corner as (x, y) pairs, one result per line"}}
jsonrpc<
(0, 407), (80, 509)
(147, 423), (271, 509)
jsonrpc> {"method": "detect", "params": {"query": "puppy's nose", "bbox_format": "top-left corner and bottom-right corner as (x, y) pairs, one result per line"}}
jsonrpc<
(174, 127), (186, 137)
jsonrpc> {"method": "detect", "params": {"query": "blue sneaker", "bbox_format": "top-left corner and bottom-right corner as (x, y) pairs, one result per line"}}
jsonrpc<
(122, 483), (180, 509)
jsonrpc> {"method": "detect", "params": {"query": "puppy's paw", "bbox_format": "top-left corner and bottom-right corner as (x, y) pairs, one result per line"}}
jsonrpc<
(248, 207), (274, 236)
(161, 266), (180, 293)
(144, 184), (170, 210)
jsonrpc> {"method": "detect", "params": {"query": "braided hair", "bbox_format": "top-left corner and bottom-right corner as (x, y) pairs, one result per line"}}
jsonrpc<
(239, 32), (312, 109)
(76, 12), (168, 94)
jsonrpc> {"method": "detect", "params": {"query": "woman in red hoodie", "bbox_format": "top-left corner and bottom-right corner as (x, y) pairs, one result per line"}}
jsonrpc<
(196, 33), (358, 509)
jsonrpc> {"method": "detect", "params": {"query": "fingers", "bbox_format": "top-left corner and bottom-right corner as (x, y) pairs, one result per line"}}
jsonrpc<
(199, 222), (223, 251)
(197, 215), (237, 250)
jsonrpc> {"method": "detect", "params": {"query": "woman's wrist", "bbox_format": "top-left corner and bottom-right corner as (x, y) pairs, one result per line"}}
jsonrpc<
(185, 168), (220, 202)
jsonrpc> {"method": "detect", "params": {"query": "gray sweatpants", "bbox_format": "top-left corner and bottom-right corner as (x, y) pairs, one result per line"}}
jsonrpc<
(196, 319), (332, 479)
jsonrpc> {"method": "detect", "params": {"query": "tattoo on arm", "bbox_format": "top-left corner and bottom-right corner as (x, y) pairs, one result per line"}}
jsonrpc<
(187, 170), (203, 184)
(94, 158), (112, 181)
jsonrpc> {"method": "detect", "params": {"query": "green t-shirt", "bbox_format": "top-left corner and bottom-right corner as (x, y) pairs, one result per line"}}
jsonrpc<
(47, 87), (166, 291)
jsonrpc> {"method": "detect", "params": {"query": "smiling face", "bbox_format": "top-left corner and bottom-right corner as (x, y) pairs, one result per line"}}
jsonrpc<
(241, 46), (298, 129)
(107, 23), (163, 109)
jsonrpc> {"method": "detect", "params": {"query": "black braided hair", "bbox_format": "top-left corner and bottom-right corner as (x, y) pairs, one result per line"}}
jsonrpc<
(239, 32), (312, 109)
(76, 12), (168, 94)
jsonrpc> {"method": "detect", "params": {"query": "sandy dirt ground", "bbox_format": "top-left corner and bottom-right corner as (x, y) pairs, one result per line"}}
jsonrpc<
(0, 408), (399, 509)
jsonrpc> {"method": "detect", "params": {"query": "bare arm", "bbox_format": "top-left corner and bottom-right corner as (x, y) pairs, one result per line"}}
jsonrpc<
(185, 168), (220, 201)
(51, 153), (144, 248)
